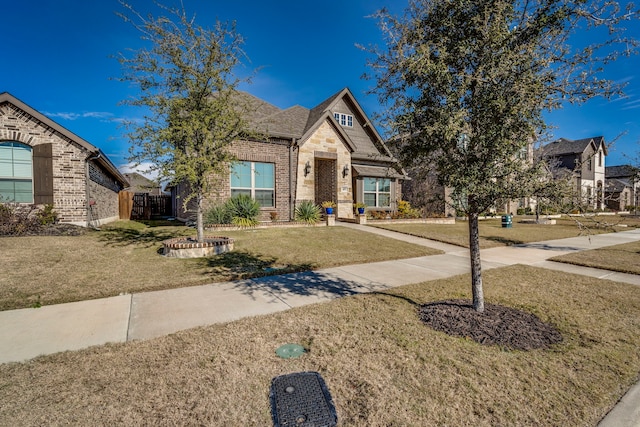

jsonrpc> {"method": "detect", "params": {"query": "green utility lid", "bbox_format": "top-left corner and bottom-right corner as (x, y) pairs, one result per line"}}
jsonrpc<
(275, 343), (306, 359)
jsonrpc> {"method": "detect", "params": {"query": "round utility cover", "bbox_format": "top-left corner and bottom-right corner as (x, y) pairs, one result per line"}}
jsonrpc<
(275, 344), (305, 359)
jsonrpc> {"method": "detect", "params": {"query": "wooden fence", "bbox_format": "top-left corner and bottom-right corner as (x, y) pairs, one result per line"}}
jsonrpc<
(119, 191), (172, 220)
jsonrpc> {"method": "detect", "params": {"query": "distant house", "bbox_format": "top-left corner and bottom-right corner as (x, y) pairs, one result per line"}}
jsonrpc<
(542, 136), (607, 210)
(123, 172), (163, 195)
(0, 92), (128, 226)
(172, 88), (407, 221)
(605, 165), (640, 211)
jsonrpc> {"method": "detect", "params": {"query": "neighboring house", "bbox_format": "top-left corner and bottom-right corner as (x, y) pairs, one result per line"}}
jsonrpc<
(172, 88), (407, 221)
(605, 165), (640, 211)
(541, 136), (607, 210)
(0, 92), (128, 226)
(123, 172), (163, 195)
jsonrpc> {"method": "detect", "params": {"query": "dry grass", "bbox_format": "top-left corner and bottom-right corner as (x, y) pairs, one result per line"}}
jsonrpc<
(374, 216), (631, 249)
(1, 265), (639, 426)
(0, 221), (438, 311)
(550, 240), (640, 274)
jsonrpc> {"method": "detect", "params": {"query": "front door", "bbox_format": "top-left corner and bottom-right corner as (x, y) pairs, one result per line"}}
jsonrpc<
(314, 159), (337, 207)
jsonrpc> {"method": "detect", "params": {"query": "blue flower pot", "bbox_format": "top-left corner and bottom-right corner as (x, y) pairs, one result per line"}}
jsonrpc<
(357, 207), (365, 215)
(325, 207), (334, 215)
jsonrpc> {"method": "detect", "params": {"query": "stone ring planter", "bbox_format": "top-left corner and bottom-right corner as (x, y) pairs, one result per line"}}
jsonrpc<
(162, 236), (234, 258)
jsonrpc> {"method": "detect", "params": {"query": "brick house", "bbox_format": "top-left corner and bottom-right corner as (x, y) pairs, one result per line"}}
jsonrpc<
(542, 136), (607, 210)
(0, 92), (128, 226)
(172, 88), (407, 222)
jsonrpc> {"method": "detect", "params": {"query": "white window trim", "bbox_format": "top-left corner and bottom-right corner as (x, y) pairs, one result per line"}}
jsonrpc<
(364, 177), (391, 208)
(230, 161), (275, 207)
(333, 112), (353, 128)
(0, 141), (33, 203)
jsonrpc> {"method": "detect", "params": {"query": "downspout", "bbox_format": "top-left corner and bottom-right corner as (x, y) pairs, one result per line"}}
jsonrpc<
(289, 139), (296, 221)
(86, 152), (101, 230)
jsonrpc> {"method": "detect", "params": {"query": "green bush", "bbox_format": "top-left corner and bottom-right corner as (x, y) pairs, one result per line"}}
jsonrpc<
(294, 200), (321, 224)
(37, 204), (58, 225)
(396, 200), (421, 219)
(225, 194), (260, 227)
(205, 204), (232, 225)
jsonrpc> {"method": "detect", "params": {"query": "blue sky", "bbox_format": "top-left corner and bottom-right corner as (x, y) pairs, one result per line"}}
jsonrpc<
(1, 0), (639, 172)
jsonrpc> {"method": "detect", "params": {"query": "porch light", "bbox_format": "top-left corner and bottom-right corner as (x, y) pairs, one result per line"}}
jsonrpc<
(304, 161), (311, 177)
(342, 164), (350, 178)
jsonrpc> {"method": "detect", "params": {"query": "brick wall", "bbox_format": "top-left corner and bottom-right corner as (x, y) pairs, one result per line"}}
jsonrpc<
(87, 162), (120, 226)
(173, 139), (292, 222)
(0, 101), (120, 226)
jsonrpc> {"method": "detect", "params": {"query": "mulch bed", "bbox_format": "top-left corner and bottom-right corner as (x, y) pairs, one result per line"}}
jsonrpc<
(418, 299), (563, 351)
(1, 223), (91, 237)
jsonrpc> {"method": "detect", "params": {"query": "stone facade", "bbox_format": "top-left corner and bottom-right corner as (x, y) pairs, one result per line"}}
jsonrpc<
(297, 121), (354, 219)
(0, 93), (126, 226)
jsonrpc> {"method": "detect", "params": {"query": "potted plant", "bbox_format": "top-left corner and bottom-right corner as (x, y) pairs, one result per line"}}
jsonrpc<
(354, 202), (366, 215)
(321, 201), (336, 215)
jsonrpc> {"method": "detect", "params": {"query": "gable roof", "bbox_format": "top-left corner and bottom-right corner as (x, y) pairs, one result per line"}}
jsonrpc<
(606, 165), (639, 179)
(0, 92), (128, 186)
(543, 136), (607, 157)
(605, 178), (630, 192)
(123, 172), (159, 189)
(243, 88), (395, 158)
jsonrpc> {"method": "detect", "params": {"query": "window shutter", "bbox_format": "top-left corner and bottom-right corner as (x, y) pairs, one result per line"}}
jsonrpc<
(33, 143), (53, 204)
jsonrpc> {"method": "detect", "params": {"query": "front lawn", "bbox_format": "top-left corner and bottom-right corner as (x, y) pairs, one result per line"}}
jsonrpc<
(374, 216), (631, 249)
(0, 221), (439, 311)
(1, 265), (639, 426)
(550, 240), (640, 274)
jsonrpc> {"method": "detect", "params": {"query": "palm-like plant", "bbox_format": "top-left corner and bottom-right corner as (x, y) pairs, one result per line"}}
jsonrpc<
(226, 194), (260, 227)
(295, 200), (321, 224)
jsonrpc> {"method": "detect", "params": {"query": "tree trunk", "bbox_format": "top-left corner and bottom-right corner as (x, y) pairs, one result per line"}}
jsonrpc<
(468, 210), (484, 313)
(196, 192), (205, 243)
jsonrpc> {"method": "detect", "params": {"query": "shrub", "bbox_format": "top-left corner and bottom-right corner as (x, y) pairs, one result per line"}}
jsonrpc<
(205, 204), (232, 225)
(368, 210), (391, 220)
(0, 204), (59, 236)
(295, 200), (321, 224)
(396, 200), (421, 219)
(225, 194), (260, 227)
(36, 204), (58, 225)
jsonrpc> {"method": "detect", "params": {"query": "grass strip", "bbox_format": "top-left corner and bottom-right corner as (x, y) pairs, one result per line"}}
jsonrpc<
(550, 240), (640, 274)
(0, 222), (438, 311)
(1, 265), (639, 426)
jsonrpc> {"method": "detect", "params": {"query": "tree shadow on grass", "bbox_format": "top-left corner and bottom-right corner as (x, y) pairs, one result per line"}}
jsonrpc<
(483, 236), (524, 246)
(98, 225), (191, 247)
(369, 291), (421, 307)
(192, 250), (315, 282)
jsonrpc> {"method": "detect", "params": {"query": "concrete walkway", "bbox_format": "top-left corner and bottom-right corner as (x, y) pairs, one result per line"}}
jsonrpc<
(1, 224), (639, 425)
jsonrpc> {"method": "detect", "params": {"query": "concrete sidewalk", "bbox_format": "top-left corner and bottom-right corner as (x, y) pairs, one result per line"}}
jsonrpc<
(1, 225), (639, 425)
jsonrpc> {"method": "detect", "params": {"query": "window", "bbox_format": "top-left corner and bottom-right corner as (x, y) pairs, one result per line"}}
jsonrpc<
(230, 161), (274, 207)
(364, 178), (391, 207)
(599, 151), (603, 167)
(517, 147), (528, 161)
(333, 112), (353, 127)
(0, 142), (32, 202)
